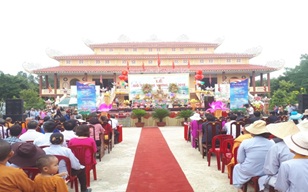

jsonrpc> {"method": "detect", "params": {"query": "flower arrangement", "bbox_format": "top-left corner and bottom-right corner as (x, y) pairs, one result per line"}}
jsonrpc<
(123, 100), (130, 105)
(190, 99), (199, 103)
(205, 101), (229, 113)
(168, 83), (179, 93)
(142, 83), (153, 94)
(251, 101), (264, 112)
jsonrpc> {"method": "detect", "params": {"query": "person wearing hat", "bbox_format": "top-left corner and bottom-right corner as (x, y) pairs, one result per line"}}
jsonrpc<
(0, 140), (35, 191)
(302, 109), (308, 120)
(43, 133), (91, 192)
(189, 113), (202, 148)
(289, 111), (303, 124)
(275, 131), (308, 191)
(9, 142), (46, 167)
(297, 119), (308, 132)
(258, 121), (300, 191)
(232, 120), (274, 192)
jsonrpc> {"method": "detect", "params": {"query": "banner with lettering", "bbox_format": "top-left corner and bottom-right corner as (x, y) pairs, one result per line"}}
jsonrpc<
(229, 78), (249, 111)
(128, 73), (190, 103)
(76, 81), (97, 115)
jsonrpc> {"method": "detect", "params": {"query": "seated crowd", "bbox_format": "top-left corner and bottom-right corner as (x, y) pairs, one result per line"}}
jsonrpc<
(0, 112), (120, 192)
(189, 109), (308, 192)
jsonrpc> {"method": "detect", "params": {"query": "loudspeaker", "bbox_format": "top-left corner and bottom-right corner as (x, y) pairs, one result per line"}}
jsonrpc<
(3, 114), (27, 123)
(298, 94), (308, 113)
(5, 99), (24, 115)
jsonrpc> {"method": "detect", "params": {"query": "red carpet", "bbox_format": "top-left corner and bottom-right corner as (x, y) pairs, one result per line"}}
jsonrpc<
(126, 127), (193, 192)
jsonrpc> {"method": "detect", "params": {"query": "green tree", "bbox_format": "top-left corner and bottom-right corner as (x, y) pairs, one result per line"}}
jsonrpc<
(19, 89), (45, 110)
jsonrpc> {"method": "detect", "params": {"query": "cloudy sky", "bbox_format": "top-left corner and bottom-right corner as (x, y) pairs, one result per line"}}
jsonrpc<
(0, 0), (307, 78)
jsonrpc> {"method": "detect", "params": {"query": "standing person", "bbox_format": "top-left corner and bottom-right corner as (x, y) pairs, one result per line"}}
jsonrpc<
(258, 121), (300, 191)
(189, 113), (202, 148)
(275, 131), (308, 191)
(0, 140), (35, 192)
(232, 120), (274, 192)
(30, 108), (36, 119)
(286, 103), (294, 116)
(44, 133), (91, 192)
(244, 104), (254, 117)
(109, 114), (119, 144)
(34, 155), (68, 192)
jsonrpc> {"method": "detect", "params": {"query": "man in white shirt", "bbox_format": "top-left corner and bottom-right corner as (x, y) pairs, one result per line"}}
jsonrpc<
(62, 119), (77, 141)
(222, 114), (238, 138)
(33, 120), (67, 147)
(109, 115), (119, 145)
(19, 120), (43, 141)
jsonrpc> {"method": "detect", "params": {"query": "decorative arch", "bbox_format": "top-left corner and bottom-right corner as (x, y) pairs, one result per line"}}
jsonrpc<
(70, 78), (80, 86)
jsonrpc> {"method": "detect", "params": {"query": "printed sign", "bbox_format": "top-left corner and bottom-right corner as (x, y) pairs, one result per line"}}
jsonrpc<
(229, 79), (249, 110)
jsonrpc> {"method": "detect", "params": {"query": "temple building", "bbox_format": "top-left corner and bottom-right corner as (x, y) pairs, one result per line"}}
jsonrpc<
(30, 40), (279, 101)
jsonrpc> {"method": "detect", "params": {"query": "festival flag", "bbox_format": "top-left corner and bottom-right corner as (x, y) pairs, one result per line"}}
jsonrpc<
(142, 62), (145, 71)
(48, 84), (52, 93)
(127, 61), (130, 71)
(99, 74), (103, 84)
(157, 54), (161, 67)
(172, 61), (175, 69)
(188, 59), (190, 69)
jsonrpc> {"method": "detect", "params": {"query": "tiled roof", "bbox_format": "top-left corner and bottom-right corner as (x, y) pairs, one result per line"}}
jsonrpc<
(32, 64), (277, 75)
(53, 53), (255, 60)
(88, 42), (220, 49)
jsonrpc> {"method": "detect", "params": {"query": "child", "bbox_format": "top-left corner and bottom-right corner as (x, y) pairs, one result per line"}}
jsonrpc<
(0, 139), (34, 191)
(34, 155), (68, 192)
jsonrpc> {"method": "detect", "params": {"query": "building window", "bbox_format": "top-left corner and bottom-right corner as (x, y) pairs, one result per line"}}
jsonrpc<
(96, 60), (100, 64)
(149, 48), (152, 52)
(100, 48), (104, 52)
(180, 48), (184, 51)
(122, 60), (126, 64)
(79, 60), (83, 64)
(227, 59), (231, 63)
(125, 48), (129, 52)
(132, 60), (136, 64)
(209, 59), (213, 63)
(157, 48), (160, 52)
(109, 48), (113, 52)
(148, 60), (153, 64)
(172, 48), (176, 51)
(204, 47), (207, 51)
(66, 60), (70, 64)
(183, 59), (187, 63)
(200, 59), (204, 63)
(133, 48), (137, 52)
(196, 48), (199, 51)
(175, 60), (179, 63)
(237, 59), (241, 63)
(105, 60), (110, 64)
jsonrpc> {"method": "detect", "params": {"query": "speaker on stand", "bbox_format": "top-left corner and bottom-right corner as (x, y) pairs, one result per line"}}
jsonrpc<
(298, 94), (308, 113)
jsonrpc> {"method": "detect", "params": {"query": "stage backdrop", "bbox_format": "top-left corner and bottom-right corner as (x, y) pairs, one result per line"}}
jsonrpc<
(76, 81), (97, 115)
(128, 73), (190, 102)
(229, 78), (249, 111)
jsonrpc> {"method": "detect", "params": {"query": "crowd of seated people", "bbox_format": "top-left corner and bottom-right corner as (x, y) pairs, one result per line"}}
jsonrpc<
(0, 111), (121, 192)
(188, 108), (308, 192)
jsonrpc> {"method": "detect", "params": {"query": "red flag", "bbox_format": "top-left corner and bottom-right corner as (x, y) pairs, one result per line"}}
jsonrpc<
(127, 61), (130, 70)
(157, 54), (161, 67)
(172, 61), (175, 69)
(188, 59), (190, 69)
(142, 62), (145, 71)
(99, 75), (103, 83)
(48, 84), (52, 93)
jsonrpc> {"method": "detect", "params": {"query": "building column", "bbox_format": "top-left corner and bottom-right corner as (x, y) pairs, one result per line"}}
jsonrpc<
(54, 73), (58, 95)
(45, 75), (49, 88)
(222, 71), (226, 83)
(267, 73), (271, 93)
(252, 71), (256, 93)
(260, 73), (263, 86)
(84, 73), (88, 81)
(39, 75), (43, 97)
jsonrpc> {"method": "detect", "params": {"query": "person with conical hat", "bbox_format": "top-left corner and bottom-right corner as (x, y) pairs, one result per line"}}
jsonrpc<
(232, 120), (274, 192)
(275, 131), (308, 191)
(258, 121), (300, 191)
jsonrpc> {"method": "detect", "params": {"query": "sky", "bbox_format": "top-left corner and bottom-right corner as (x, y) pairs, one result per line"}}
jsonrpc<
(0, 0), (307, 78)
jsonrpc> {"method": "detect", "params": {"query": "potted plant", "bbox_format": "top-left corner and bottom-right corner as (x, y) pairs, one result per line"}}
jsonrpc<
(152, 108), (170, 127)
(131, 109), (147, 127)
(177, 109), (194, 125)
